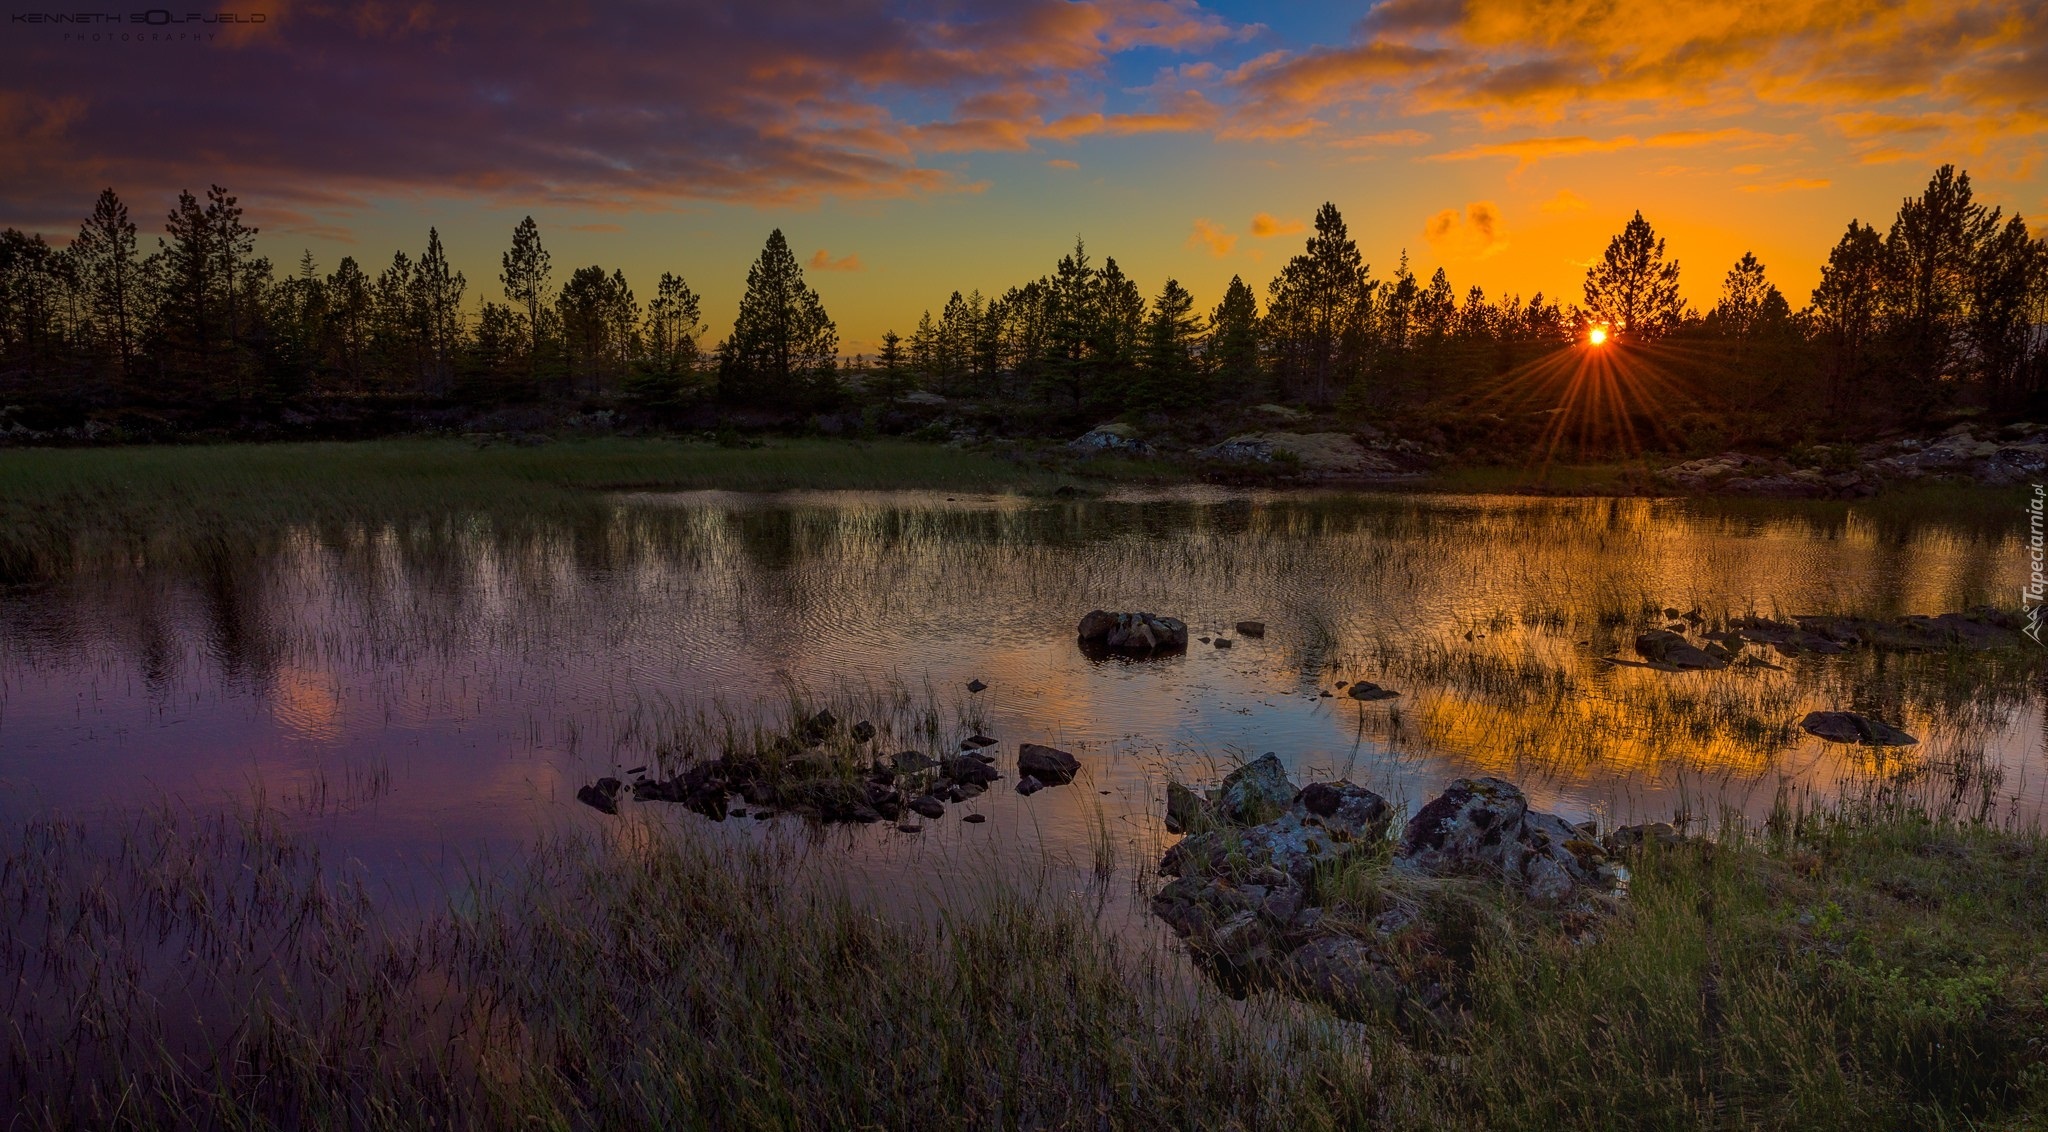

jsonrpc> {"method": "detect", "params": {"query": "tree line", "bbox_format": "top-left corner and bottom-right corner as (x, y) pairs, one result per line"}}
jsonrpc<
(1, 164), (2042, 440)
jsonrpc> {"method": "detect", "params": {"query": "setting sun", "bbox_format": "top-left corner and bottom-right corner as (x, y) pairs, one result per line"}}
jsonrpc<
(1588, 327), (1609, 346)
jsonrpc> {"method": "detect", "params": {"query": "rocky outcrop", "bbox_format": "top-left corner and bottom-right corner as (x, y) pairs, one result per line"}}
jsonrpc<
(1076, 610), (1189, 654)
(1398, 777), (1621, 903)
(1152, 771), (1626, 1025)
(1800, 710), (1919, 747)
(1067, 423), (1155, 456)
(1198, 431), (1407, 477)
(1656, 424), (2048, 497)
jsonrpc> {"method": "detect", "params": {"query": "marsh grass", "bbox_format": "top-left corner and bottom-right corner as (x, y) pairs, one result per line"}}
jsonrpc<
(0, 438), (1058, 581)
(9, 756), (2048, 1129)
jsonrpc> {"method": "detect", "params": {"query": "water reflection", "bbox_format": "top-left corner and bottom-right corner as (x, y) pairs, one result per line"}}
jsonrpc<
(0, 489), (2038, 897)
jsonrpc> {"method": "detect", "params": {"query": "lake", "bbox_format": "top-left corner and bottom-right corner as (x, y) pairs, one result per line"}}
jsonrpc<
(2, 486), (2038, 905)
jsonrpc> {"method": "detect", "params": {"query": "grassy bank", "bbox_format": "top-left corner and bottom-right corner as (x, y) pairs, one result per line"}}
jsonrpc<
(6, 782), (2045, 1129)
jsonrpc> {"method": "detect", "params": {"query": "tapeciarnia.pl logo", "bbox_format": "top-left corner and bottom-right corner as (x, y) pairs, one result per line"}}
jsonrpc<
(2026, 483), (2046, 646)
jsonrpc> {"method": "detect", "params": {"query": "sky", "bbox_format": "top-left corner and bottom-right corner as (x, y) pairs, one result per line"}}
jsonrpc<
(3, 0), (2044, 355)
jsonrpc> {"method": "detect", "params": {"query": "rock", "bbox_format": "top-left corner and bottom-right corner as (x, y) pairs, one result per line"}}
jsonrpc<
(1799, 710), (1919, 746)
(1296, 781), (1394, 840)
(1280, 935), (1404, 1019)
(1398, 778), (1608, 903)
(1165, 780), (1208, 834)
(576, 777), (623, 815)
(963, 813), (987, 824)
(1017, 743), (1081, 785)
(1076, 609), (1119, 643)
(1214, 637), (1233, 648)
(1634, 629), (1727, 670)
(942, 756), (1003, 786)
(1068, 423), (1155, 456)
(1235, 620), (1266, 637)
(1199, 431), (1408, 477)
(850, 720), (876, 744)
(1215, 753), (1296, 824)
(966, 679), (987, 693)
(908, 795), (947, 819)
(1015, 775), (1044, 796)
(1077, 609), (1189, 654)
(1346, 681), (1399, 701)
(960, 734), (999, 749)
(1607, 822), (1684, 853)
(896, 821), (923, 833)
(892, 750), (936, 772)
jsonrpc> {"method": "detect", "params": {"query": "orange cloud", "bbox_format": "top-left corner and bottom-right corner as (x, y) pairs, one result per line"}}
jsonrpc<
(1539, 189), (1589, 213)
(1187, 218), (1236, 256)
(1427, 135), (1640, 167)
(1423, 201), (1509, 260)
(1739, 178), (1832, 193)
(809, 250), (864, 272)
(1249, 212), (1303, 237)
(1045, 158), (1080, 169)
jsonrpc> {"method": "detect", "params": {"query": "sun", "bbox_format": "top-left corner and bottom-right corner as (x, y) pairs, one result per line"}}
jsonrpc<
(1587, 326), (1609, 347)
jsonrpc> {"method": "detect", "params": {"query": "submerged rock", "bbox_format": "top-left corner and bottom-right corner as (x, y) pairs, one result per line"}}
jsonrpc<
(1634, 629), (1727, 670)
(1800, 710), (1919, 747)
(1346, 681), (1399, 701)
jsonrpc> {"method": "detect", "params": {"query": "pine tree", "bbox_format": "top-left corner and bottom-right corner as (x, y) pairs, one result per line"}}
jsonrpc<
(642, 271), (703, 377)
(326, 257), (371, 390)
(718, 229), (837, 406)
(413, 228), (465, 394)
(1712, 252), (1778, 340)
(1207, 275), (1261, 401)
(1137, 277), (1202, 410)
(1582, 211), (1683, 341)
(500, 216), (552, 374)
(1265, 203), (1373, 404)
(72, 188), (140, 381)
(1811, 220), (1887, 415)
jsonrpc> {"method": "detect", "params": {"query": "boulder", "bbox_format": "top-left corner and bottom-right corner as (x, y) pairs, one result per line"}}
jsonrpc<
(1077, 610), (1189, 654)
(1346, 681), (1400, 701)
(1214, 753), (1296, 823)
(1634, 629), (1727, 670)
(1280, 935), (1405, 1019)
(1015, 775), (1045, 796)
(942, 756), (1003, 786)
(1017, 743), (1081, 785)
(1068, 423), (1155, 456)
(1799, 710), (1919, 746)
(1164, 780), (1208, 834)
(908, 795), (946, 819)
(1398, 777), (1612, 903)
(1235, 620), (1266, 638)
(1198, 431), (1404, 476)
(850, 720), (876, 744)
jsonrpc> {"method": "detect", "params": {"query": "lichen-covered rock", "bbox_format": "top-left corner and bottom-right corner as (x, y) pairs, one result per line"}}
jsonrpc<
(1280, 935), (1406, 1019)
(1214, 753), (1296, 824)
(1398, 777), (1610, 903)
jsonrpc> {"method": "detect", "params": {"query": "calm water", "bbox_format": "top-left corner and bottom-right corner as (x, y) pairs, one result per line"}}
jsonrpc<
(1, 487), (2039, 900)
